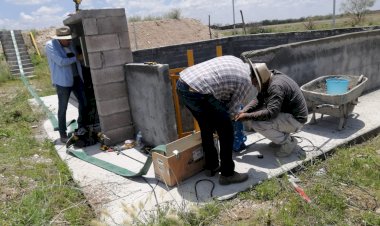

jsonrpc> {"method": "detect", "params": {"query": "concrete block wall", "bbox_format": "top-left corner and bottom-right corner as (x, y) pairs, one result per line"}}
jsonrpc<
(241, 29), (380, 93)
(125, 63), (177, 146)
(132, 26), (380, 69)
(64, 9), (134, 145)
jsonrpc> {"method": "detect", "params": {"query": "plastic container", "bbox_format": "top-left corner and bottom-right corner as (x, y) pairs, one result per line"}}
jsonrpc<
(326, 78), (350, 95)
(233, 121), (247, 152)
(135, 131), (142, 148)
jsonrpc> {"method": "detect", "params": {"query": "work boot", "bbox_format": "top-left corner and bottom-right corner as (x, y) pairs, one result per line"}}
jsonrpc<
(275, 137), (297, 157)
(60, 132), (69, 143)
(204, 166), (221, 177)
(219, 171), (249, 185)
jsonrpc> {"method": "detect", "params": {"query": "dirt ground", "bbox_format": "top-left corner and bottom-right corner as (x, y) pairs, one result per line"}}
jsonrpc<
(25, 18), (219, 55)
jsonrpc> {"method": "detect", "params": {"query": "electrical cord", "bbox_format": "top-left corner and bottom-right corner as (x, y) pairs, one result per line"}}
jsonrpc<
(142, 177), (159, 207)
(194, 179), (215, 203)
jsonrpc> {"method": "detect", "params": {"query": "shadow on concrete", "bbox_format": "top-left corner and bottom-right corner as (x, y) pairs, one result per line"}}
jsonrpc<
(173, 168), (269, 203)
(234, 144), (306, 169)
(303, 114), (365, 138)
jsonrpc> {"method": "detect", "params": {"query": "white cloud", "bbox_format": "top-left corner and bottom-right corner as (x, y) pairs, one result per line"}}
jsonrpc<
(20, 12), (33, 20)
(32, 6), (63, 16)
(7, 6), (66, 29)
(5, 0), (51, 5)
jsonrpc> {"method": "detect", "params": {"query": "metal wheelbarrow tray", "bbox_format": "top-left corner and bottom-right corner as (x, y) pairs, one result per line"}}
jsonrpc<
(300, 75), (368, 130)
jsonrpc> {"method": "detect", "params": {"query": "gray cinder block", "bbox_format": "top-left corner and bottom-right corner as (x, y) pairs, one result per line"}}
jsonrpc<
(83, 18), (98, 35)
(96, 97), (131, 116)
(99, 111), (133, 131)
(118, 32), (131, 49)
(87, 52), (103, 69)
(97, 16), (128, 34)
(85, 34), (120, 53)
(93, 82), (128, 101)
(91, 66), (125, 85)
(103, 125), (135, 145)
(103, 49), (133, 67)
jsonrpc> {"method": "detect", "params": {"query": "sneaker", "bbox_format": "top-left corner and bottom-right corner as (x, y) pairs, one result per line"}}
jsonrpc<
(275, 137), (297, 157)
(204, 166), (221, 177)
(219, 172), (249, 185)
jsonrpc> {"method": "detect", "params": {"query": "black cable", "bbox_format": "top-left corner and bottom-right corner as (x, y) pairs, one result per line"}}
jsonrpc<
(194, 179), (215, 203)
(293, 135), (327, 159)
(142, 177), (159, 207)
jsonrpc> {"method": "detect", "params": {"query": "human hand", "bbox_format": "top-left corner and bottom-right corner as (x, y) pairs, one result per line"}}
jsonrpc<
(234, 112), (248, 121)
(76, 54), (83, 61)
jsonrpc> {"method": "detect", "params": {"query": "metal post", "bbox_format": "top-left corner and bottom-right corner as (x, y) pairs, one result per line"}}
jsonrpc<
(232, 0), (236, 34)
(332, 0), (336, 29)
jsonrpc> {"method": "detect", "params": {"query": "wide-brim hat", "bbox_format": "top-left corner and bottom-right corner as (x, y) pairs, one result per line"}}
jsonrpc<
(51, 26), (75, 40)
(247, 60), (271, 92)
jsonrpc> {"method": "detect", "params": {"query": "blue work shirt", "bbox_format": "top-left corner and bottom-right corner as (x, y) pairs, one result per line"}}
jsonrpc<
(45, 39), (83, 87)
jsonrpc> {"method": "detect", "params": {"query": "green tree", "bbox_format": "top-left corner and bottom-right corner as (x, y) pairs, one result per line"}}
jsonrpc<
(340, 0), (376, 25)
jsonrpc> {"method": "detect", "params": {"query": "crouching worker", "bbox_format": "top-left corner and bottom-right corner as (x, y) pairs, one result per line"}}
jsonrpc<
(234, 62), (308, 157)
(176, 56), (254, 185)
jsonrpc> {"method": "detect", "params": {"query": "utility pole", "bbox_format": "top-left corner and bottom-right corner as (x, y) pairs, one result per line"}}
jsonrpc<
(240, 10), (246, 35)
(232, 0), (236, 34)
(332, 0), (336, 29)
(208, 15), (212, 39)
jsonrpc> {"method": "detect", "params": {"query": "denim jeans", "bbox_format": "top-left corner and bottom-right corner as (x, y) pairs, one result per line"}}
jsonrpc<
(56, 76), (87, 135)
(176, 79), (235, 176)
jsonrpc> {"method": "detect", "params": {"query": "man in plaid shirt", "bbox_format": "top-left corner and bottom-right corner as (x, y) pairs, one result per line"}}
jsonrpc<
(176, 55), (254, 185)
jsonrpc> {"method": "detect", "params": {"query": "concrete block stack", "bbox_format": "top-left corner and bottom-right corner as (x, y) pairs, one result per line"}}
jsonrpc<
(64, 9), (134, 145)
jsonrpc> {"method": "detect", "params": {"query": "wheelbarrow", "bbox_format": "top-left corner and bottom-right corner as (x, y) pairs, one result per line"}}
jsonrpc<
(300, 75), (368, 130)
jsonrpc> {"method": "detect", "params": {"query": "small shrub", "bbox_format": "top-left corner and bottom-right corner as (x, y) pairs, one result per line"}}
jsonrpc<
(164, 9), (181, 20)
(0, 54), (12, 83)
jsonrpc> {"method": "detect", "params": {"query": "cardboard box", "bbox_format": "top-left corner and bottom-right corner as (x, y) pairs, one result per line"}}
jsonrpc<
(152, 132), (205, 186)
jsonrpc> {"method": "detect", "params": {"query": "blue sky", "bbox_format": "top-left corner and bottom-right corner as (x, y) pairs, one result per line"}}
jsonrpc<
(1, 0), (380, 30)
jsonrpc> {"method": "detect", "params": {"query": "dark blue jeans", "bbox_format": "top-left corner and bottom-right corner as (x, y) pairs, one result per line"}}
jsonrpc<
(176, 79), (235, 176)
(56, 77), (87, 135)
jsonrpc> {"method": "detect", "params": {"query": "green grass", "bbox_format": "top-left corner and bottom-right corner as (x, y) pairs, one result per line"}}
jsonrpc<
(0, 54), (12, 83)
(0, 55), (95, 225)
(139, 135), (380, 225)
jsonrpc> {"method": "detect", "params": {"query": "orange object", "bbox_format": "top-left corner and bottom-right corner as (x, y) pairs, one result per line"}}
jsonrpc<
(289, 180), (311, 203)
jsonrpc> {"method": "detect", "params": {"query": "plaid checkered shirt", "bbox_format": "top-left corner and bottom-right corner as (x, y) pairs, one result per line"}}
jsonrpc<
(180, 55), (253, 114)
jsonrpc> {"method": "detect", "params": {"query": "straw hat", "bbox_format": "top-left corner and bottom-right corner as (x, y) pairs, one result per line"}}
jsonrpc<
(247, 60), (271, 92)
(51, 26), (75, 40)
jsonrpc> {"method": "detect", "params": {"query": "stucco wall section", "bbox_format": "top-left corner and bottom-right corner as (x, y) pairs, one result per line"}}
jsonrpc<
(241, 29), (380, 93)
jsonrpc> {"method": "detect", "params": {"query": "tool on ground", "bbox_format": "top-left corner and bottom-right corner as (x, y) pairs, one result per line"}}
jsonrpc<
(288, 175), (312, 203)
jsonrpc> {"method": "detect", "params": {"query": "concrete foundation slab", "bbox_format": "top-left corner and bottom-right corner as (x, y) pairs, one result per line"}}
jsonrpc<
(30, 89), (380, 225)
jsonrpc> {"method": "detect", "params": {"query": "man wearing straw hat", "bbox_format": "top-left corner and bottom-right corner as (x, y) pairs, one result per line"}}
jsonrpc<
(176, 55), (255, 185)
(45, 26), (87, 143)
(234, 62), (308, 157)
